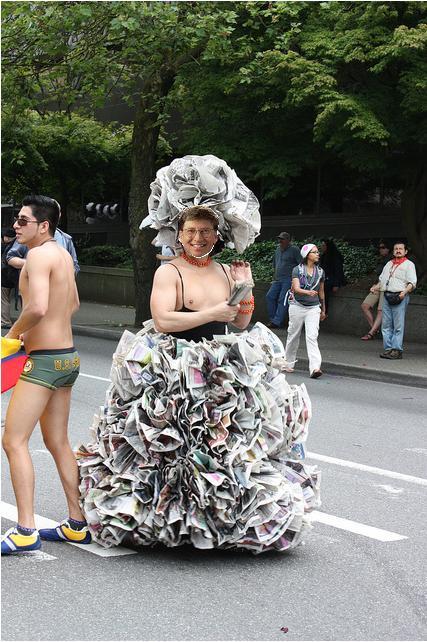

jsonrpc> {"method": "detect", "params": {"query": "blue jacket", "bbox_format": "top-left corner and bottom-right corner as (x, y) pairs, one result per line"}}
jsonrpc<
(6, 229), (80, 274)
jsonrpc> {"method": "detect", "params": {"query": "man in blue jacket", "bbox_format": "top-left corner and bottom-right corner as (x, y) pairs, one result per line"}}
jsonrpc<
(6, 228), (79, 275)
(266, 232), (301, 328)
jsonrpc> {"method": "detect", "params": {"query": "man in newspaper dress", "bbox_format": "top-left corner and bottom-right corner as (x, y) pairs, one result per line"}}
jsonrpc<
(78, 206), (320, 553)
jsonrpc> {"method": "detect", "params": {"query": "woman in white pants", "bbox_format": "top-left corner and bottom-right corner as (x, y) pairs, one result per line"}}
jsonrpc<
(284, 243), (326, 378)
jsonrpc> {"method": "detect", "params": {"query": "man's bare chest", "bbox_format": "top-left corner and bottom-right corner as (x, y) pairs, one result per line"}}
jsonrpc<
(176, 266), (230, 307)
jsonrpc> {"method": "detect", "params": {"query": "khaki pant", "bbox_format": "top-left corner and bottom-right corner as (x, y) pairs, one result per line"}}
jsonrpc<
(362, 290), (384, 311)
(1, 287), (12, 325)
(285, 303), (322, 374)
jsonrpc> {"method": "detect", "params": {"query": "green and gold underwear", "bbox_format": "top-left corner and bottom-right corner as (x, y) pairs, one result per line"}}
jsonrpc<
(20, 348), (80, 390)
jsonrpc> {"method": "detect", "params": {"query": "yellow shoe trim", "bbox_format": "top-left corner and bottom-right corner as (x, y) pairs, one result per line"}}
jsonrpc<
(10, 533), (38, 547)
(61, 525), (88, 542)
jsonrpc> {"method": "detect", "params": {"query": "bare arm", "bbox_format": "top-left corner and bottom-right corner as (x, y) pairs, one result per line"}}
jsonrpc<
(372, 263), (388, 293)
(370, 281), (381, 293)
(150, 264), (239, 333)
(5, 250), (50, 339)
(7, 257), (25, 269)
(319, 281), (326, 319)
(292, 276), (318, 297)
(227, 261), (254, 330)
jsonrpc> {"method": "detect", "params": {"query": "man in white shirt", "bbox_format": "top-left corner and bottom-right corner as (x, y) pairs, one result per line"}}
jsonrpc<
(370, 241), (417, 359)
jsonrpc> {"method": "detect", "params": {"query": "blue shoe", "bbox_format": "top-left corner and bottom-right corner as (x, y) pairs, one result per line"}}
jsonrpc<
(1, 527), (41, 555)
(39, 520), (91, 544)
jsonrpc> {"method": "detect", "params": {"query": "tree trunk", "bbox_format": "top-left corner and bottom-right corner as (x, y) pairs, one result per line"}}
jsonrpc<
(401, 165), (427, 286)
(59, 179), (69, 232)
(128, 69), (176, 325)
(128, 97), (161, 326)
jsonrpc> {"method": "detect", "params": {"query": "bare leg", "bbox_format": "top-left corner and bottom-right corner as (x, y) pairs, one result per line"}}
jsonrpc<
(40, 387), (85, 521)
(361, 302), (374, 328)
(369, 309), (383, 335)
(2, 380), (53, 528)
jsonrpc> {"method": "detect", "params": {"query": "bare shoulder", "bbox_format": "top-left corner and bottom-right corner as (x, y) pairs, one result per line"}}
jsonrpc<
(26, 245), (52, 267)
(154, 261), (179, 282)
(216, 261), (233, 281)
(27, 243), (72, 267)
(218, 261), (231, 274)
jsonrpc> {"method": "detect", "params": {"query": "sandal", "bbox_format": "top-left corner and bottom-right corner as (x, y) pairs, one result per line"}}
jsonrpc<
(361, 332), (375, 340)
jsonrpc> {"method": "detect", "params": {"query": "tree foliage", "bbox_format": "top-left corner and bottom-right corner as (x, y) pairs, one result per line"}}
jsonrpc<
(2, 0), (427, 310)
(2, 110), (131, 226)
(175, 2), (427, 278)
(2, 1), (241, 321)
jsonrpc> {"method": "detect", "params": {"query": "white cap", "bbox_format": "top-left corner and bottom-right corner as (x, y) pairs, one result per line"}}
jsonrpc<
(300, 243), (316, 259)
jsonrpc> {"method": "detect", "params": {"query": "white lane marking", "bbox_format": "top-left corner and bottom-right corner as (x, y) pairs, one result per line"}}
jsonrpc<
(307, 451), (427, 487)
(80, 372), (110, 382)
(1, 500), (406, 548)
(17, 550), (57, 561)
(0, 502), (137, 558)
(311, 511), (407, 542)
(377, 484), (404, 495)
(79, 374), (427, 487)
(404, 447), (427, 455)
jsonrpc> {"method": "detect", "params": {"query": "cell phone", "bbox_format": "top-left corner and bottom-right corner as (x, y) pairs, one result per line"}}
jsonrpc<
(228, 281), (254, 306)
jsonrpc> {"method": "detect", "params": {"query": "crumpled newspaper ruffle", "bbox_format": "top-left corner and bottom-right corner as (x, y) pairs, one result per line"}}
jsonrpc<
(140, 154), (261, 253)
(77, 323), (320, 553)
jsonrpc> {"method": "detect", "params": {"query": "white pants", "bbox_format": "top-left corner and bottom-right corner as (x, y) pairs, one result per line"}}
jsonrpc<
(285, 303), (322, 374)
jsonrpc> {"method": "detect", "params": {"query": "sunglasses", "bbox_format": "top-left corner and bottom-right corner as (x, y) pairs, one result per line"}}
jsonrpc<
(14, 216), (40, 227)
(378, 245), (387, 249)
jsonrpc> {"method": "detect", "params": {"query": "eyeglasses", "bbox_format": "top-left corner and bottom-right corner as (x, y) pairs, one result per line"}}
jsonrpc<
(182, 228), (216, 238)
(13, 216), (40, 227)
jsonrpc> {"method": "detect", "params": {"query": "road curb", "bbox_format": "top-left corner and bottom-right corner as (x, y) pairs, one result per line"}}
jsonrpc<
(72, 325), (132, 341)
(72, 324), (427, 389)
(293, 357), (427, 389)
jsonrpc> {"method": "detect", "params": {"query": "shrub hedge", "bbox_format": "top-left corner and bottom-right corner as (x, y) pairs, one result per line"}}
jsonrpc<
(79, 245), (133, 269)
(78, 239), (384, 285)
(218, 238), (378, 283)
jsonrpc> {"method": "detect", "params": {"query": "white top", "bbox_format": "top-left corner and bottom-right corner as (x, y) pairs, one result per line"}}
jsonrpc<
(379, 259), (417, 292)
(161, 245), (175, 257)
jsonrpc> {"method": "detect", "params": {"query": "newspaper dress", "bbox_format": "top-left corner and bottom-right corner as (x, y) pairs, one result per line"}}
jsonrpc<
(77, 322), (321, 553)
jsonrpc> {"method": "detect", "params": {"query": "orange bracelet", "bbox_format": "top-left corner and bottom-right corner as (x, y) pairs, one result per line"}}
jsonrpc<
(239, 308), (254, 315)
(239, 296), (255, 305)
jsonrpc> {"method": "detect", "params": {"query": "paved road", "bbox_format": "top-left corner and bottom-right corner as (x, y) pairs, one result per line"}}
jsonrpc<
(2, 335), (426, 641)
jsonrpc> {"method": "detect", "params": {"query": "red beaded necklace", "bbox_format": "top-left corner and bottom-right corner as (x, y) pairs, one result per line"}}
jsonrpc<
(182, 252), (212, 268)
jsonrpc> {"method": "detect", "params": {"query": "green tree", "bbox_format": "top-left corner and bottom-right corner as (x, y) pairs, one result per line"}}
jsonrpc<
(2, 1), (239, 323)
(2, 110), (131, 229)
(175, 2), (427, 280)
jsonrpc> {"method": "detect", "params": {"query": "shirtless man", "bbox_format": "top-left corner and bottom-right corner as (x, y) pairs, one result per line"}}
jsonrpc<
(1, 195), (90, 555)
(150, 205), (254, 338)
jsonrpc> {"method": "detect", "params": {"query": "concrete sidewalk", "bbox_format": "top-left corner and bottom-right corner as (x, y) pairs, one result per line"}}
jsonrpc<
(67, 301), (427, 388)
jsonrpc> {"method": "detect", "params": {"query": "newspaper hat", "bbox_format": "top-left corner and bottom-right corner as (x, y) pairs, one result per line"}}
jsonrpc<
(140, 154), (261, 253)
(300, 243), (316, 259)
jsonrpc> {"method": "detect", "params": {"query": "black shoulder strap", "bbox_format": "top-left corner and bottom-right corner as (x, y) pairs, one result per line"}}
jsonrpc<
(169, 263), (185, 305)
(219, 263), (233, 295)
